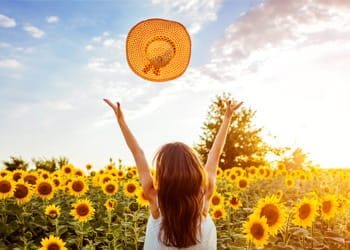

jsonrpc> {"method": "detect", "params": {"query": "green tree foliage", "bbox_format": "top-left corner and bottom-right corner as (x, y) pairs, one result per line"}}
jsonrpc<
(194, 93), (272, 170)
(32, 156), (70, 172)
(3, 156), (29, 171)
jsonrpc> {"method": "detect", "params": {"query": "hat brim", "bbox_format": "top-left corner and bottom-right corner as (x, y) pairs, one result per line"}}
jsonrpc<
(126, 18), (191, 82)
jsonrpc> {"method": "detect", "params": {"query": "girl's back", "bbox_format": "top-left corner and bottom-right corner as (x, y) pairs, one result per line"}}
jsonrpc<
(144, 214), (216, 250)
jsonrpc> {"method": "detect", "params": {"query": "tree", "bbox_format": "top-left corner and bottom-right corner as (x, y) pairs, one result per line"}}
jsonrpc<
(3, 156), (29, 171)
(282, 147), (317, 170)
(194, 93), (272, 170)
(32, 156), (70, 172)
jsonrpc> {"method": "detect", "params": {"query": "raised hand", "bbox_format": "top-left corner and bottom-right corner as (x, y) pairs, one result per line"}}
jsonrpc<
(103, 99), (124, 120)
(224, 100), (243, 119)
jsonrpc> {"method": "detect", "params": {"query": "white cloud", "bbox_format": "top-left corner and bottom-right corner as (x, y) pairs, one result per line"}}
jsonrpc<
(0, 59), (21, 69)
(92, 36), (102, 43)
(151, 0), (223, 34)
(0, 14), (16, 28)
(85, 45), (94, 51)
(46, 16), (60, 23)
(87, 57), (127, 73)
(103, 38), (123, 48)
(23, 24), (45, 38)
(204, 0), (350, 81)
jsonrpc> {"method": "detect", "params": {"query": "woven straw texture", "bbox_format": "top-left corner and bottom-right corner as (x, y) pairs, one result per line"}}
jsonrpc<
(126, 18), (191, 82)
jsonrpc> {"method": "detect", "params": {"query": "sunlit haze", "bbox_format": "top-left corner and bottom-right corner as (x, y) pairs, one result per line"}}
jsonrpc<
(1, 0), (350, 170)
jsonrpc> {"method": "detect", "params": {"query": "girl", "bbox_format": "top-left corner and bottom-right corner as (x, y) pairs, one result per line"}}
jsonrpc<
(103, 98), (243, 249)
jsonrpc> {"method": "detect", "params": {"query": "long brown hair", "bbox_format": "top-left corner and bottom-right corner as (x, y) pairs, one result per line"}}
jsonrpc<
(153, 142), (207, 248)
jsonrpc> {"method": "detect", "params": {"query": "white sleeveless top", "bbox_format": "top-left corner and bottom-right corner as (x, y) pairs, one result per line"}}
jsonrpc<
(143, 214), (217, 250)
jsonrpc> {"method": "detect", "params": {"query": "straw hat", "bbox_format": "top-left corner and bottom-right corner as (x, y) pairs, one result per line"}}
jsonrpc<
(126, 18), (191, 82)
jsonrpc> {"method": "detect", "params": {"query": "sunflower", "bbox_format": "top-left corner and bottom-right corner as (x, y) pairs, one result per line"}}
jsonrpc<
(275, 190), (283, 201)
(0, 177), (15, 199)
(228, 172), (237, 182)
(223, 169), (231, 178)
(277, 162), (286, 171)
(52, 178), (62, 189)
(237, 176), (249, 190)
(211, 207), (226, 220)
(85, 163), (92, 171)
(254, 195), (287, 236)
(0, 170), (10, 178)
(105, 164), (115, 171)
(39, 235), (67, 250)
(247, 166), (258, 178)
(216, 167), (223, 178)
(136, 189), (149, 207)
(71, 199), (95, 223)
(243, 213), (269, 248)
(292, 197), (319, 228)
(23, 172), (38, 185)
(257, 167), (266, 178)
(101, 180), (119, 196)
(105, 198), (117, 211)
(210, 192), (224, 207)
(285, 176), (295, 188)
(232, 167), (243, 177)
(100, 174), (112, 185)
(61, 164), (74, 175)
(40, 170), (50, 179)
(12, 169), (24, 182)
(227, 194), (242, 210)
(264, 168), (272, 178)
(13, 180), (33, 204)
(73, 169), (84, 177)
(69, 177), (88, 196)
(116, 169), (126, 180)
(45, 204), (61, 219)
(36, 178), (55, 200)
(123, 180), (140, 197)
(320, 195), (338, 221)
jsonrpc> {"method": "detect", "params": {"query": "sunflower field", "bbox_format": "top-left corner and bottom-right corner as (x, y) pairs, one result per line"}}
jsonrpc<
(0, 162), (350, 250)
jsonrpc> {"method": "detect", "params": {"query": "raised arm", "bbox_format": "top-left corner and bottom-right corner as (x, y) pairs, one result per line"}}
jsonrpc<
(205, 100), (243, 196)
(103, 99), (154, 195)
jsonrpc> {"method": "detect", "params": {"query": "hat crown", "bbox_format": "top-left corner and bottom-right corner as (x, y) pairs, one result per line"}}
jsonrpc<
(146, 36), (175, 68)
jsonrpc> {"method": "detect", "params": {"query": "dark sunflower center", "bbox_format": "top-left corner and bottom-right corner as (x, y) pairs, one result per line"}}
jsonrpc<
(64, 168), (72, 174)
(14, 184), (28, 198)
(0, 180), (11, 193)
(47, 243), (60, 250)
(230, 197), (239, 206)
(72, 181), (84, 192)
(322, 201), (332, 214)
(77, 204), (89, 216)
(260, 204), (279, 226)
(13, 173), (22, 182)
(299, 204), (311, 220)
(239, 180), (248, 188)
(212, 196), (221, 206)
(38, 183), (52, 195)
(214, 210), (223, 218)
(127, 184), (136, 193)
(106, 184), (115, 193)
(24, 175), (37, 185)
(251, 223), (264, 240)
(102, 177), (111, 184)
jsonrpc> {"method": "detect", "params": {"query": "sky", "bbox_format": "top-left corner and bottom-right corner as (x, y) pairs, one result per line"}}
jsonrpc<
(1, 0), (350, 170)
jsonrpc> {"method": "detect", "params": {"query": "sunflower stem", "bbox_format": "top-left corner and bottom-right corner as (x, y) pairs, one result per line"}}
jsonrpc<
(133, 211), (139, 249)
(1, 199), (7, 225)
(55, 218), (59, 236)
